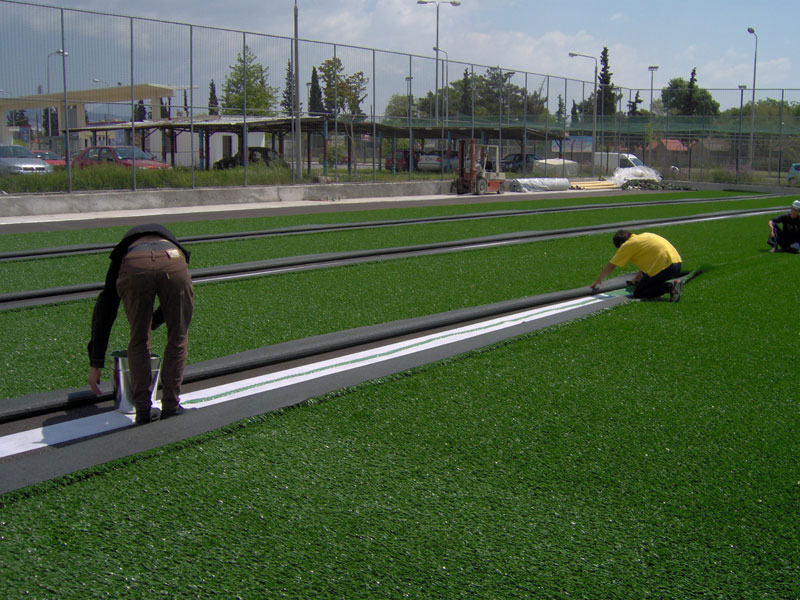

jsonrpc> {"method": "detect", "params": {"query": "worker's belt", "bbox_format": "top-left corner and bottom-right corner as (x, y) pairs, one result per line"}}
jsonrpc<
(125, 240), (181, 257)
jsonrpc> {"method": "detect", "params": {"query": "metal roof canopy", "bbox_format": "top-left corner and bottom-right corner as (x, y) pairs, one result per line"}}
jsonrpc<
(0, 83), (561, 143)
(0, 84), (176, 111)
(68, 114), (561, 144)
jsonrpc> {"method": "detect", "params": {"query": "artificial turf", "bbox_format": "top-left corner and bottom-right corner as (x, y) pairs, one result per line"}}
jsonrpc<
(1, 212), (798, 598)
(0, 213), (782, 400)
(0, 190), (746, 254)
(0, 194), (783, 294)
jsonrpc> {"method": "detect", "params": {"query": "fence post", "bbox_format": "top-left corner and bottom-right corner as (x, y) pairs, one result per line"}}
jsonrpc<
(129, 17), (136, 191)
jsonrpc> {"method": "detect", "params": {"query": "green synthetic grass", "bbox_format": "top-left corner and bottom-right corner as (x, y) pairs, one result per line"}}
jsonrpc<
(0, 195), (782, 294)
(0, 213), (776, 401)
(0, 190), (747, 253)
(1, 217), (798, 598)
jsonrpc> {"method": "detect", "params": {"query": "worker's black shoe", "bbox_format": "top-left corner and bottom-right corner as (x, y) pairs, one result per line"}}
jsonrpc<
(669, 279), (683, 303)
(134, 407), (161, 425)
(161, 404), (187, 419)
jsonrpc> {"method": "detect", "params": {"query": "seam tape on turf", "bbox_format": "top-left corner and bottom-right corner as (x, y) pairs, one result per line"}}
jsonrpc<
(0, 291), (625, 459)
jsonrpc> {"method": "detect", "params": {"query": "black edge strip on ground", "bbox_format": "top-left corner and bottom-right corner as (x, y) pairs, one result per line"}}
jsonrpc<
(0, 193), (781, 262)
(0, 277), (630, 423)
(0, 206), (781, 311)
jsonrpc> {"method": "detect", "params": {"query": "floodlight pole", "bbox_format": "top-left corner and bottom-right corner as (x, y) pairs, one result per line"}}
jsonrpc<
(569, 52), (597, 176)
(747, 27), (757, 171)
(648, 66), (658, 165)
(417, 0), (460, 127)
(737, 84), (746, 183)
(46, 49), (67, 141)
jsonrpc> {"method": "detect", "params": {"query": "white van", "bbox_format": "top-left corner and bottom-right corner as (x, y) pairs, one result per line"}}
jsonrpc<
(593, 152), (644, 174)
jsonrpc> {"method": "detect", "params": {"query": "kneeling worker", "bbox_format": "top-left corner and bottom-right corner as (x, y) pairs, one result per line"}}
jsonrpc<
(591, 229), (683, 302)
(88, 224), (194, 425)
(768, 199), (800, 253)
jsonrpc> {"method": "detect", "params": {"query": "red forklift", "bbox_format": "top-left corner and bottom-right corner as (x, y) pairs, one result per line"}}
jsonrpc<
(453, 139), (505, 195)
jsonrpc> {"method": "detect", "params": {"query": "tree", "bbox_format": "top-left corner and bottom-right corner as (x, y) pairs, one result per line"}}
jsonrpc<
(341, 70), (369, 174)
(343, 72), (368, 117)
(722, 97), (800, 118)
(458, 68), (472, 117)
(134, 100), (147, 148)
(384, 93), (411, 118)
(222, 44), (278, 116)
(281, 58), (301, 116)
(6, 110), (28, 127)
(208, 79), (219, 115)
(627, 91), (644, 116)
(42, 108), (58, 137)
(598, 47), (622, 116)
(661, 68), (720, 116)
(308, 67), (324, 115)
(134, 99), (147, 121)
(555, 94), (567, 128)
(319, 56), (348, 116)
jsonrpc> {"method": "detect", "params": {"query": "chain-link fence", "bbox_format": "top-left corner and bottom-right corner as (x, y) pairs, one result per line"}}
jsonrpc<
(2, 0), (799, 192)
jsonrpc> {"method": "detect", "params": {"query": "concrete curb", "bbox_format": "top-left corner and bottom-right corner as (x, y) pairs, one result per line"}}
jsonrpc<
(0, 180), (452, 217)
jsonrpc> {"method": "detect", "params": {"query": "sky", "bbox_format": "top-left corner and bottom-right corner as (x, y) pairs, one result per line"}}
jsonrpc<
(39, 0), (796, 93)
(4, 0), (798, 115)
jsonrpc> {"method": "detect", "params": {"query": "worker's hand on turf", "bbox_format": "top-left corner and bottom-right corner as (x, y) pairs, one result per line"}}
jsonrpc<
(89, 366), (102, 395)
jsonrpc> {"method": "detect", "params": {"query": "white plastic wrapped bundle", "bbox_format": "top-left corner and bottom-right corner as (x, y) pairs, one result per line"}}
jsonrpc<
(509, 178), (571, 192)
(611, 166), (663, 186)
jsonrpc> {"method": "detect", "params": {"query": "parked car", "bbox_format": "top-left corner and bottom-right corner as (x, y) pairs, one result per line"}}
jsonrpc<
(213, 147), (287, 170)
(787, 163), (800, 184)
(384, 149), (421, 171)
(416, 149), (458, 172)
(500, 153), (543, 172)
(72, 146), (170, 169)
(0, 145), (53, 175)
(32, 150), (66, 167)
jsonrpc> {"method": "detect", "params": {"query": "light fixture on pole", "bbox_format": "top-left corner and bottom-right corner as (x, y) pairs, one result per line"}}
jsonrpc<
(569, 51), (598, 176)
(737, 84), (746, 182)
(417, 0), (460, 126)
(433, 46), (449, 125)
(406, 75), (414, 173)
(46, 49), (67, 95)
(747, 27), (757, 170)
(648, 66), (658, 165)
(46, 49), (68, 139)
(648, 66), (658, 113)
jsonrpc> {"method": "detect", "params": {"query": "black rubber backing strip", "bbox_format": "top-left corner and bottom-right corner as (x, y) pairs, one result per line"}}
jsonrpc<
(0, 206), (778, 311)
(0, 193), (778, 261)
(0, 277), (631, 424)
(0, 284), (632, 495)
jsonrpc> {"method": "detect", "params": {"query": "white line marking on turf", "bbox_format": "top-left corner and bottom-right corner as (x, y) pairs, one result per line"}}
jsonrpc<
(0, 293), (621, 459)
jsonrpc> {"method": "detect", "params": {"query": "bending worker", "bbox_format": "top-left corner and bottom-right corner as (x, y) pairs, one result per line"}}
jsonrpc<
(768, 199), (800, 253)
(591, 229), (683, 302)
(88, 224), (194, 425)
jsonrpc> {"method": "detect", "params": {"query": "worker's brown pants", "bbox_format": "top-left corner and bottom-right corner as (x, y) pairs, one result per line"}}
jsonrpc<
(117, 249), (194, 414)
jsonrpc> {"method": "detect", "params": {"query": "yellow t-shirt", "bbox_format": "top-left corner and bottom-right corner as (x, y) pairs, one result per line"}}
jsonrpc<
(610, 233), (681, 276)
